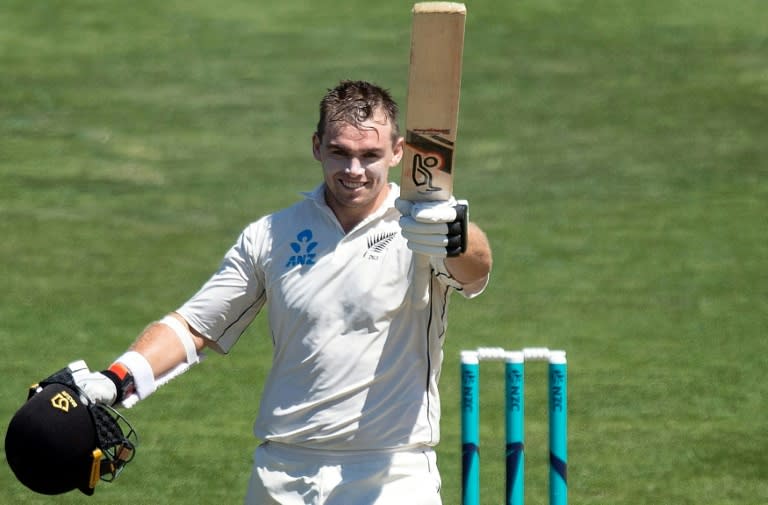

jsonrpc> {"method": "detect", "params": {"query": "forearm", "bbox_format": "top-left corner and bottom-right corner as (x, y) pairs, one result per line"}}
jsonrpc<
(444, 222), (492, 285)
(70, 313), (208, 407)
(103, 313), (208, 406)
(128, 313), (207, 377)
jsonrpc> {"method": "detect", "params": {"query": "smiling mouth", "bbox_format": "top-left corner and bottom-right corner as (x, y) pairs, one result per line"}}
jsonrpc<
(340, 180), (366, 189)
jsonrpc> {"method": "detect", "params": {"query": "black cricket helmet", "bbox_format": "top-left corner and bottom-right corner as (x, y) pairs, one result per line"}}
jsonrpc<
(4, 366), (138, 495)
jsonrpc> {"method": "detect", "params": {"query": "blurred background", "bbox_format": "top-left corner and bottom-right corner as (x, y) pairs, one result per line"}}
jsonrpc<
(2, 1), (766, 503)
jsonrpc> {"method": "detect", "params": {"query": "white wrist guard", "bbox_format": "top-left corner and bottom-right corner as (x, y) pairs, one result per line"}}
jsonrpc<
(114, 351), (156, 403)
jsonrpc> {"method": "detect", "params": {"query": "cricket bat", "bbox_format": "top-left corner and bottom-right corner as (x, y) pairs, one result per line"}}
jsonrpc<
(401, 2), (466, 307)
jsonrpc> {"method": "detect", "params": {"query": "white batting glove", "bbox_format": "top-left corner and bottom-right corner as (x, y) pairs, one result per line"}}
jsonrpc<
(396, 197), (469, 257)
(68, 360), (118, 406)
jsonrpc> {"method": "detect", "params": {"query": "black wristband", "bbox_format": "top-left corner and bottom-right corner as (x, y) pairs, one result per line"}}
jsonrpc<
(101, 369), (135, 405)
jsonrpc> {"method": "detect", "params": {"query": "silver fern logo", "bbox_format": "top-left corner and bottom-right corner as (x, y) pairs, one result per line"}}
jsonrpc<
(364, 232), (396, 261)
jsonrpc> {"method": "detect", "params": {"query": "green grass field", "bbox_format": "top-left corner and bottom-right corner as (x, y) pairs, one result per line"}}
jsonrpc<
(2, 1), (766, 503)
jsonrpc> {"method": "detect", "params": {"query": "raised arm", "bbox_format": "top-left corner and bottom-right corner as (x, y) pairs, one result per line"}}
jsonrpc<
(444, 221), (492, 287)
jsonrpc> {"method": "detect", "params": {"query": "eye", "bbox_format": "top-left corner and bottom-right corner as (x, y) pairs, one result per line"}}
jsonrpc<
(329, 148), (348, 158)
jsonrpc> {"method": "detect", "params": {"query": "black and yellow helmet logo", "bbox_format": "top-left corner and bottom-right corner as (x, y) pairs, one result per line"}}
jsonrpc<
(50, 390), (78, 412)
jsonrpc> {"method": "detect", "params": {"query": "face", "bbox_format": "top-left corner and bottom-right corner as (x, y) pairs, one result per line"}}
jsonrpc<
(312, 109), (403, 230)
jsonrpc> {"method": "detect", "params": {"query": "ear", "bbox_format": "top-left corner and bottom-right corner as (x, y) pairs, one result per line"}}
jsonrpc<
(390, 136), (405, 167)
(312, 133), (322, 161)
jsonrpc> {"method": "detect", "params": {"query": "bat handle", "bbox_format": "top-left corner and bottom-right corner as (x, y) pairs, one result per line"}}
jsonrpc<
(412, 253), (431, 309)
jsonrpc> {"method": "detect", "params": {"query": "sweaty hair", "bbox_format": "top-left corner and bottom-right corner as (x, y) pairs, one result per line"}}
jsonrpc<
(316, 80), (400, 144)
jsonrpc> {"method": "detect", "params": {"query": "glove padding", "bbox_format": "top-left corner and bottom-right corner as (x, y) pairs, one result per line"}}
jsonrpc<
(68, 360), (120, 406)
(396, 197), (469, 257)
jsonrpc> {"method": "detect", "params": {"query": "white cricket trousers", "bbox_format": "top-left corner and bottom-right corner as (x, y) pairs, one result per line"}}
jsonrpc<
(245, 442), (442, 505)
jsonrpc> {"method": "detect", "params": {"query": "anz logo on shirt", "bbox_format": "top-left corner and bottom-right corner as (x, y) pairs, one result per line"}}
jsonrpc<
(286, 229), (318, 268)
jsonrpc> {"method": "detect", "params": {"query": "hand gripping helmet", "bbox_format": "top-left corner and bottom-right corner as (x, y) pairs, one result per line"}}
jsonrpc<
(4, 366), (138, 495)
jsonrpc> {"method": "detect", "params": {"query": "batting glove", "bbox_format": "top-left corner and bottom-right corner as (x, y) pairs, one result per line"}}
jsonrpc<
(396, 197), (469, 257)
(68, 360), (134, 406)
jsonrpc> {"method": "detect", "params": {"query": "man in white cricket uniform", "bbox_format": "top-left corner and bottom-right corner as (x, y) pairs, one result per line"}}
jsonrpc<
(68, 81), (493, 504)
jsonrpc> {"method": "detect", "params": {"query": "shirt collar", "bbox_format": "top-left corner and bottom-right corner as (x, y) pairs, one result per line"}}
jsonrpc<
(301, 182), (402, 230)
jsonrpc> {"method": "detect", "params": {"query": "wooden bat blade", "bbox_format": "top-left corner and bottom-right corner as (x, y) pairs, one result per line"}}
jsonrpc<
(401, 2), (466, 202)
(401, 2), (466, 308)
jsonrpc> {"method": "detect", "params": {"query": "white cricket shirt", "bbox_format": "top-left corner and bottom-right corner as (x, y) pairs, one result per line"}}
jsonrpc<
(177, 183), (488, 451)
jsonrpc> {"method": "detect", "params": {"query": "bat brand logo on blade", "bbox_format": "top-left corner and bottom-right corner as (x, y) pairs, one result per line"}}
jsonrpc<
(407, 130), (454, 195)
(411, 153), (442, 193)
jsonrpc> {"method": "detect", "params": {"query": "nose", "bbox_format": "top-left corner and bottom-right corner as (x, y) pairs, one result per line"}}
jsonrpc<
(346, 157), (364, 175)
